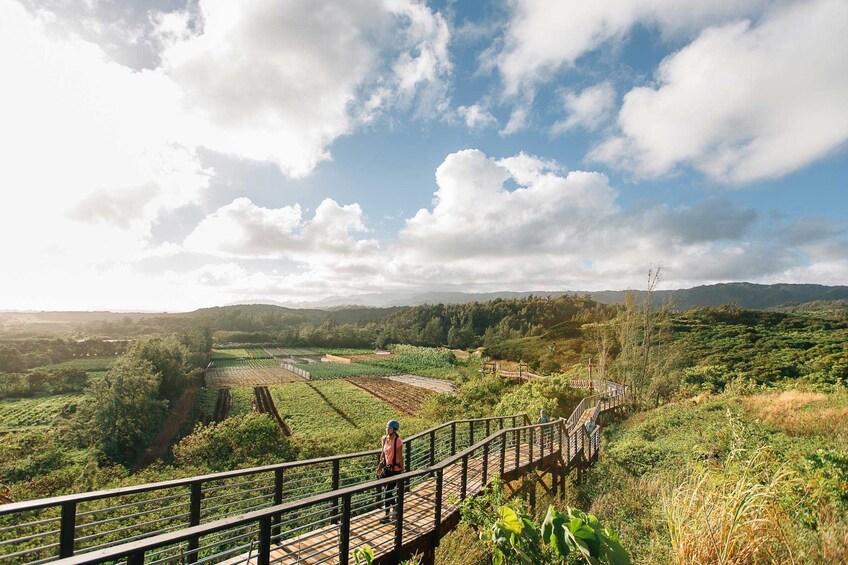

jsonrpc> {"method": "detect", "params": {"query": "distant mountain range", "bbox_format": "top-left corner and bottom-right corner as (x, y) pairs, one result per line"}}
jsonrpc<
(258, 283), (848, 311)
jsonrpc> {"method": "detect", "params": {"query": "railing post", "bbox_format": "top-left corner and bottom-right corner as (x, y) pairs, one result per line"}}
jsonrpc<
(500, 434), (506, 477)
(406, 436), (412, 472)
(429, 430), (436, 466)
(395, 477), (405, 554)
(331, 459), (340, 524)
(529, 427), (534, 463)
(460, 454), (469, 500)
(434, 469), (443, 531)
(514, 429), (520, 470)
(469, 420), (474, 446)
(482, 442), (489, 485)
(486, 418), (491, 438)
(274, 468), (284, 506)
(272, 467), (283, 537)
(339, 493), (351, 565)
(511, 415), (517, 429)
(188, 480), (202, 562)
(558, 423), (563, 456)
(450, 422), (456, 455)
(127, 552), (144, 565)
(258, 515), (271, 565)
(59, 501), (76, 558)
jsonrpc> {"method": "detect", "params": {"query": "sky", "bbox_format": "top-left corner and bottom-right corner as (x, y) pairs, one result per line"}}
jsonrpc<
(1, 0), (846, 312)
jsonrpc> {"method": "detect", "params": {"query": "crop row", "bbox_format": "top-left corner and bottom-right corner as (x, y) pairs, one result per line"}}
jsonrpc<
(210, 348), (272, 361)
(312, 348), (375, 356)
(0, 393), (83, 430)
(346, 377), (435, 416)
(208, 358), (277, 369)
(264, 347), (319, 357)
(268, 381), (400, 436)
(31, 356), (119, 373)
(387, 345), (457, 367)
(205, 367), (305, 387)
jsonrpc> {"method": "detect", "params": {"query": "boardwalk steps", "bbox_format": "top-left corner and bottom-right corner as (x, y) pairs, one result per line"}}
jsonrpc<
(0, 379), (626, 565)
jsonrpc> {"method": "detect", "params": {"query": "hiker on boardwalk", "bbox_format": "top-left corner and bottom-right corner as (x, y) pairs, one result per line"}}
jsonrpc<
(377, 420), (404, 523)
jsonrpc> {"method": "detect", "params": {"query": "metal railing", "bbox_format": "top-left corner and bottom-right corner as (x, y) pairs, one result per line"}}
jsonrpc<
(280, 363), (310, 380)
(0, 415), (526, 563)
(2, 380), (628, 565)
(47, 417), (588, 565)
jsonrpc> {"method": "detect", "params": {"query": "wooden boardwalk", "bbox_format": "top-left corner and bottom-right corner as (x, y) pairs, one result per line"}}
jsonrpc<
(234, 440), (566, 565)
(11, 381), (624, 565)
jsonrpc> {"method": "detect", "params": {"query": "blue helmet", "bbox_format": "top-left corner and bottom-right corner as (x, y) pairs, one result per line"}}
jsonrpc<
(386, 420), (400, 430)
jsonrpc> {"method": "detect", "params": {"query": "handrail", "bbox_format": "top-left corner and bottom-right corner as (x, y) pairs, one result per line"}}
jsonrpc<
(49, 418), (573, 565)
(0, 414), (523, 515)
(0, 414), (527, 562)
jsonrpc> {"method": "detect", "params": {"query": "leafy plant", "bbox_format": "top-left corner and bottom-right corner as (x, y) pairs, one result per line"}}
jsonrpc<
(463, 485), (630, 565)
(541, 506), (629, 565)
(353, 545), (374, 565)
(481, 504), (630, 565)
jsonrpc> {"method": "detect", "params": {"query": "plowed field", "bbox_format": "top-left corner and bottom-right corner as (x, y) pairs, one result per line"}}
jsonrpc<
(346, 377), (435, 416)
(206, 367), (306, 386)
(254, 386), (292, 435)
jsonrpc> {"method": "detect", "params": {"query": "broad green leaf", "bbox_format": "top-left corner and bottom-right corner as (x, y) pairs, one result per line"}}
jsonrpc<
(498, 505), (524, 534)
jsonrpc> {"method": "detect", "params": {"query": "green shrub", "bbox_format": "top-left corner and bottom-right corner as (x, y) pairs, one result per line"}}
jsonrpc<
(173, 413), (294, 471)
(606, 438), (666, 476)
(494, 373), (587, 420)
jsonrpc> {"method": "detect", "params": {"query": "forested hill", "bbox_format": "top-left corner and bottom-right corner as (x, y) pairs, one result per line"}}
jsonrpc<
(273, 282), (848, 310)
(592, 282), (848, 310)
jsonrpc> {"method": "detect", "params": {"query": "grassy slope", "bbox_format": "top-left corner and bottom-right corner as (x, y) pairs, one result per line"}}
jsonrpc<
(579, 391), (848, 563)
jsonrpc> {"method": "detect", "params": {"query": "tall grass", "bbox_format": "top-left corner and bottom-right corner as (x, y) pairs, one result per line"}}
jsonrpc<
(663, 446), (798, 564)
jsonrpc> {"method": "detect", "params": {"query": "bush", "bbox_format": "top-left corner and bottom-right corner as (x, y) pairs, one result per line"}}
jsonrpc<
(494, 373), (587, 421)
(606, 438), (666, 476)
(173, 413), (294, 471)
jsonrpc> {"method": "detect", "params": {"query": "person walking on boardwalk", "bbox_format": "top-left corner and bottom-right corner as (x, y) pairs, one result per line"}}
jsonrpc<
(377, 419), (404, 523)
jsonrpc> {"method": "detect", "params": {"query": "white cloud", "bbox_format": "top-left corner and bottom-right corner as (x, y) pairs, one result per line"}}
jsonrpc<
(493, 0), (774, 98)
(457, 104), (498, 129)
(590, 0), (848, 183)
(500, 107), (528, 136)
(392, 149), (795, 290)
(0, 0), (210, 271)
(183, 197), (378, 259)
(552, 82), (616, 134)
(0, 0), (450, 310)
(157, 0), (452, 177)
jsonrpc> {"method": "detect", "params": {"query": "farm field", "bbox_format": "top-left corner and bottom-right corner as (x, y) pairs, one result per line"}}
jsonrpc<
(205, 366), (306, 386)
(31, 356), (119, 373)
(346, 377), (435, 415)
(362, 345), (459, 378)
(0, 393), (82, 431)
(209, 348), (275, 369)
(267, 381), (399, 436)
(292, 362), (395, 379)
